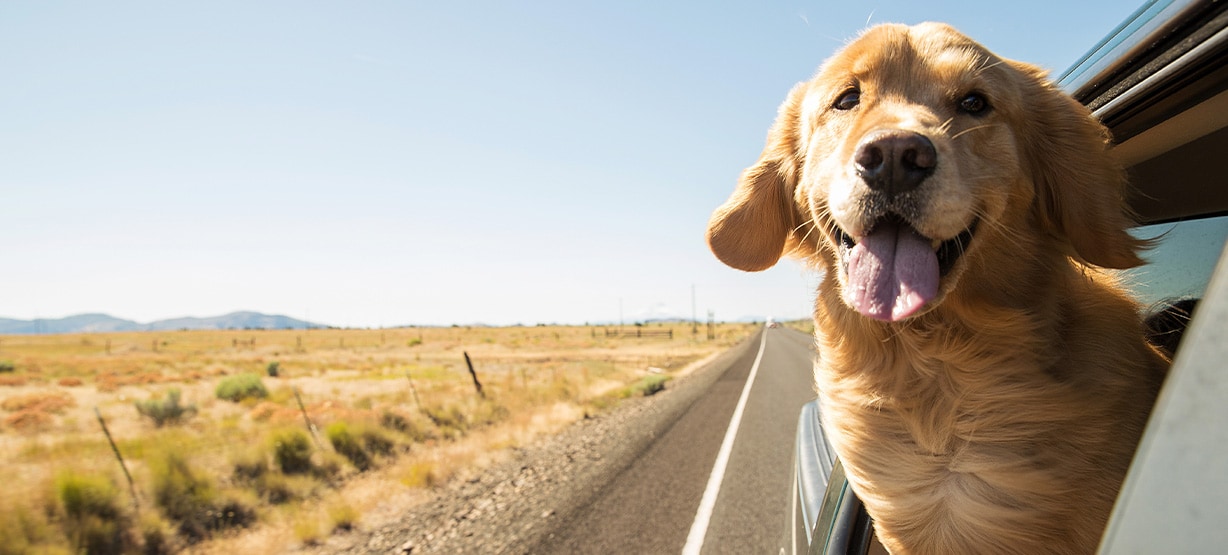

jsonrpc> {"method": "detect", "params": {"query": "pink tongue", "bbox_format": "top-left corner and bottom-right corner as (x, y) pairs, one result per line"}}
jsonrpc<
(843, 221), (939, 322)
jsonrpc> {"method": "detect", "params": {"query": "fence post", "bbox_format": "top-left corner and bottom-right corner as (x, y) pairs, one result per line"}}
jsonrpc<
(95, 408), (139, 512)
(463, 352), (485, 399)
(293, 388), (323, 448)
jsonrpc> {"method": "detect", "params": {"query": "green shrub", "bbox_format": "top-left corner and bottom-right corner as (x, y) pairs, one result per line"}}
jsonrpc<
(270, 429), (314, 475)
(422, 400), (510, 438)
(326, 422), (372, 471)
(55, 471), (130, 554)
(138, 513), (176, 555)
(328, 503), (359, 532)
(150, 450), (215, 541)
(266, 362), (280, 378)
(310, 451), (345, 482)
(379, 410), (411, 433)
(231, 449), (268, 483)
(423, 404), (468, 436)
(76, 515), (124, 555)
(360, 426), (397, 457)
(399, 461), (443, 489)
(135, 389), (197, 427)
(56, 472), (121, 522)
(231, 448), (314, 504)
(150, 451), (254, 542)
(215, 373), (268, 402)
(0, 361), (14, 373)
(212, 496), (258, 534)
(379, 410), (433, 442)
(626, 375), (669, 397)
(255, 473), (296, 505)
(0, 501), (60, 555)
(293, 514), (322, 546)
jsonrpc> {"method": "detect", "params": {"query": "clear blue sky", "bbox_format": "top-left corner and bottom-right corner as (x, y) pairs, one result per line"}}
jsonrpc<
(2, 1), (1143, 328)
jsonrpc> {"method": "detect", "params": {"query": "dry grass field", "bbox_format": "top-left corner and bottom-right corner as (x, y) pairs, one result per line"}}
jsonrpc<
(0, 323), (754, 554)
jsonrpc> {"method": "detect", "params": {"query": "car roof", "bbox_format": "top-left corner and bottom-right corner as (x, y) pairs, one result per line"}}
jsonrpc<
(1058, 0), (1228, 224)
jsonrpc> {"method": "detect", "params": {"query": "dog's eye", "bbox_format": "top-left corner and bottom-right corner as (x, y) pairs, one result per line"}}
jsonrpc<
(958, 93), (989, 115)
(834, 89), (861, 111)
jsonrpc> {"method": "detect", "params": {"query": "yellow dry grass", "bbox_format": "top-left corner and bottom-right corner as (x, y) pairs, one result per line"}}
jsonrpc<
(0, 323), (753, 552)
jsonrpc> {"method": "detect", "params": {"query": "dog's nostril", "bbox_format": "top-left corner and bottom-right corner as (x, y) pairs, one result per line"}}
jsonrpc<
(854, 130), (937, 195)
(855, 145), (886, 174)
(902, 143), (936, 172)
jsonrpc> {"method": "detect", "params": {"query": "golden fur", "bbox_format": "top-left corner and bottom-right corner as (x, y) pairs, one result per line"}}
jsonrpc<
(707, 23), (1168, 554)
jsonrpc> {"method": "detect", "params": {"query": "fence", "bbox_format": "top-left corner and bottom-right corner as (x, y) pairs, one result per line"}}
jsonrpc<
(603, 328), (674, 339)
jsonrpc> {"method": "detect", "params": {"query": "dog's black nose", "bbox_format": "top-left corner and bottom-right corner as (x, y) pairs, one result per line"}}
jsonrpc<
(854, 130), (936, 195)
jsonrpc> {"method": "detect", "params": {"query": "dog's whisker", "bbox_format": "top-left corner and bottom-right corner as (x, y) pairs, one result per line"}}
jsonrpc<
(938, 117), (955, 135)
(966, 206), (1034, 255)
(796, 218), (821, 246)
(951, 124), (997, 141)
(967, 207), (1009, 238)
(974, 57), (1006, 76)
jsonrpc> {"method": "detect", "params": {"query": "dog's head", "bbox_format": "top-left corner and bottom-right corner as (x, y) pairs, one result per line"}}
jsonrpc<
(707, 23), (1146, 322)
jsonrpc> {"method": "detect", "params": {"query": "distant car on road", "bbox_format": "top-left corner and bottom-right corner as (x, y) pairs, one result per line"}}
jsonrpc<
(790, 1), (1228, 552)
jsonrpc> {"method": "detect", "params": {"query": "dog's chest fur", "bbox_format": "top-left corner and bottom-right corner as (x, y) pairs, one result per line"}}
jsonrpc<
(811, 278), (1163, 554)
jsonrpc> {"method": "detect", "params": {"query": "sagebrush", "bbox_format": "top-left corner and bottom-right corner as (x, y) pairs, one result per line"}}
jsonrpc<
(135, 389), (197, 427)
(215, 373), (268, 402)
(270, 428), (314, 475)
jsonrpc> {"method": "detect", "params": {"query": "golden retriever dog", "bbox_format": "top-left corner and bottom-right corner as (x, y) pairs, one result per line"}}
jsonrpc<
(707, 23), (1169, 554)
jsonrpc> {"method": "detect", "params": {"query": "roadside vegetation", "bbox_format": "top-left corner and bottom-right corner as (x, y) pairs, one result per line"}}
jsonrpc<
(0, 324), (752, 553)
(782, 318), (815, 335)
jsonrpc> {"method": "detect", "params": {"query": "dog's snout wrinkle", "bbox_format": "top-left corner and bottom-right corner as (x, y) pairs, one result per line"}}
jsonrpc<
(854, 130), (937, 197)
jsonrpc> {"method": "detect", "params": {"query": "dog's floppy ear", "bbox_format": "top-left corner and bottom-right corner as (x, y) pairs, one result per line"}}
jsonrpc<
(1013, 61), (1148, 269)
(707, 84), (807, 272)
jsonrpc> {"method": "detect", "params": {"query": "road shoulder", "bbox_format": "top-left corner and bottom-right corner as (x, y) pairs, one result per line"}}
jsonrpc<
(301, 333), (759, 555)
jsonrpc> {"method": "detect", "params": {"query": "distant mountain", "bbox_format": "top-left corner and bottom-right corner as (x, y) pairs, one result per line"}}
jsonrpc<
(145, 311), (316, 331)
(0, 311), (322, 335)
(0, 313), (143, 334)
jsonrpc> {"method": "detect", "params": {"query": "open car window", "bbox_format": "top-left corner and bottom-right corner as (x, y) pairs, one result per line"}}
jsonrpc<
(1123, 215), (1228, 306)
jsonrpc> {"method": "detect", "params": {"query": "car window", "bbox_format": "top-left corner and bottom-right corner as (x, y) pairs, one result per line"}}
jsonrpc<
(1121, 215), (1228, 306)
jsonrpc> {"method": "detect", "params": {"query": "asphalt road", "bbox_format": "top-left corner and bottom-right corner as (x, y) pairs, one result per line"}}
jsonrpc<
(532, 326), (818, 554)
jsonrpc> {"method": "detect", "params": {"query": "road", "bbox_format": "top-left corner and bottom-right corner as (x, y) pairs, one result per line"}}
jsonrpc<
(531, 326), (818, 554)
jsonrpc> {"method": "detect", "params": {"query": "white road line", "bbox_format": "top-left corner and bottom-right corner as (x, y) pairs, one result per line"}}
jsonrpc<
(682, 328), (769, 555)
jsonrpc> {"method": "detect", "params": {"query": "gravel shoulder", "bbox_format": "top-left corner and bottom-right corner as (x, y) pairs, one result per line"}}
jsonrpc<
(299, 336), (755, 555)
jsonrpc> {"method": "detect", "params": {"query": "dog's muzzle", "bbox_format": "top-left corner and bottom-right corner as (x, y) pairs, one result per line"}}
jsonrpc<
(835, 131), (977, 322)
(854, 130), (937, 198)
